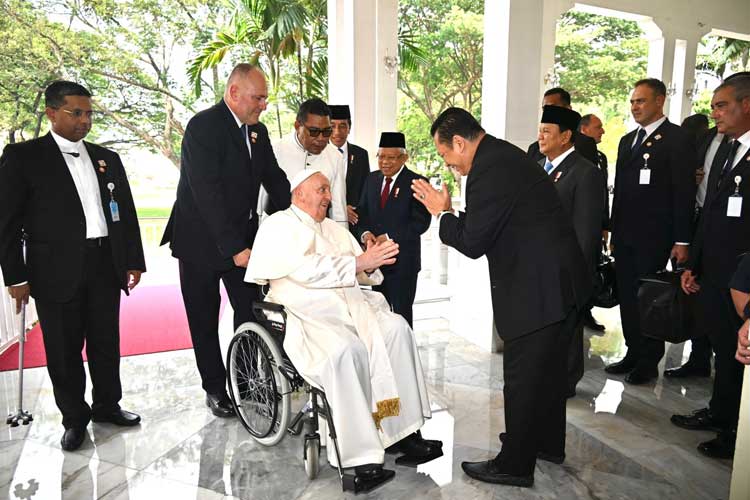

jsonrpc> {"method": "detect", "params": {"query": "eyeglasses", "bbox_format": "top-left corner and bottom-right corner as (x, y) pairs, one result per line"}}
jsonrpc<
(57, 108), (97, 119)
(304, 125), (333, 138)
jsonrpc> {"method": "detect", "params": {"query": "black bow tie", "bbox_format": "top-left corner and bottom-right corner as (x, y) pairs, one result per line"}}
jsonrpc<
(63, 151), (80, 158)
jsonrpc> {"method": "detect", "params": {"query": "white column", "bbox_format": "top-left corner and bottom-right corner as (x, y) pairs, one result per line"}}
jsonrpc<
(327, 0), (397, 156)
(731, 367), (750, 499)
(481, 0), (570, 148)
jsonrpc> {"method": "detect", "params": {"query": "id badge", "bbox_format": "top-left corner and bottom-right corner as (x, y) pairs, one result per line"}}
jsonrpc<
(639, 169), (651, 185)
(110, 200), (120, 222)
(727, 195), (742, 218)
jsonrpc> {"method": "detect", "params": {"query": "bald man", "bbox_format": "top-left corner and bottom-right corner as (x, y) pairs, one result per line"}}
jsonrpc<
(161, 63), (290, 417)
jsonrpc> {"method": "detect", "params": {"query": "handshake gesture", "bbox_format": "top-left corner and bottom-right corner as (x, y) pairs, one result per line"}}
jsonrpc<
(356, 238), (399, 274)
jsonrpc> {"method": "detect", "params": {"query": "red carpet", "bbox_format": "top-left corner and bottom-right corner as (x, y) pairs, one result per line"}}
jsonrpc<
(0, 284), (228, 372)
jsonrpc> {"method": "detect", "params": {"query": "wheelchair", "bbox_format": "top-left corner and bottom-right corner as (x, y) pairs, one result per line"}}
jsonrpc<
(226, 301), (370, 493)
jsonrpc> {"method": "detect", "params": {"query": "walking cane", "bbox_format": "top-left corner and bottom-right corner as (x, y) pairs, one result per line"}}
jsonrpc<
(6, 236), (33, 427)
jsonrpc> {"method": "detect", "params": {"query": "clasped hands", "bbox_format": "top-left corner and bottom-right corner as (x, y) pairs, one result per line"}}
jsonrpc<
(356, 238), (399, 274)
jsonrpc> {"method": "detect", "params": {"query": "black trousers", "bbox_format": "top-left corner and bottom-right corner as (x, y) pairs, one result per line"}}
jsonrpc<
(613, 242), (669, 372)
(700, 281), (744, 430)
(493, 308), (579, 475)
(179, 259), (260, 395)
(373, 268), (419, 328)
(567, 322), (585, 393)
(35, 240), (122, 430)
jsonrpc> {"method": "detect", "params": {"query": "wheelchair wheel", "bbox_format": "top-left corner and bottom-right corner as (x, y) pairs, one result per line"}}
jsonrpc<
(227, 322), (291, 446)
(304, 435), (320, 480)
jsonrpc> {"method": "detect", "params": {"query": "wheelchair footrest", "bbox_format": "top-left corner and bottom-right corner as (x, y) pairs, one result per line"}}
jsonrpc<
(341, 469), (395, 494)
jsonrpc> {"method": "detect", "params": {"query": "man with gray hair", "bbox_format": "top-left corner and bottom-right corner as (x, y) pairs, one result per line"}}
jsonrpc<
(672, 75), (750, 459)
(161, 63), (291, 418)
(246, 169), (442, 488)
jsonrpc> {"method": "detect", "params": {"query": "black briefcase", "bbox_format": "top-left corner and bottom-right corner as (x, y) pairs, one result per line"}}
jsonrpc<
(637, 269), (694, 343)
(592, 253), (618, 308)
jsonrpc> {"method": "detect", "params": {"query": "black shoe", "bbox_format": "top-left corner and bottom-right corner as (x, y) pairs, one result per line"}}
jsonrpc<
(624, 369), (657, 385)
(386, 432), (442, 457)
(583, 312), (605, 332)
(664, 363), (711, 378)
(91, 409), (141, 427)
(461, 460), (533, 487)
(671, 408), (722, 432)
(697, 431), (736, 459)
(61, 427), (86, 451)
(206, 392), (235, 418)
(497, 433), (565, 464)
(566, 388), (577, 399)
(349, 464), (395, 492)
(605, 357), (637, 374)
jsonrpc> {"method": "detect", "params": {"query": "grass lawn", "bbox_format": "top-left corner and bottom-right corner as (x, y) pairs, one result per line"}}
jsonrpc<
(137, 207), (172, 218)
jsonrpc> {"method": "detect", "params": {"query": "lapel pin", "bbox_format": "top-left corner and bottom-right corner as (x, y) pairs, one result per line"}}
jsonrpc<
(554, 171), (562, 182)
(350, 154), (354, 163)
(646, 142), (652, 147)
(98, 159), (107, 173)
(654, 134), (662, 140)
(746, 155), (750, 162)
(394, 187), (400, 198)
(250, 131), (258, 143)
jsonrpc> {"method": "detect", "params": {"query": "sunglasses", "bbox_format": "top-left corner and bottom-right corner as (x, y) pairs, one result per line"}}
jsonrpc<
(304, 125), (333, 138)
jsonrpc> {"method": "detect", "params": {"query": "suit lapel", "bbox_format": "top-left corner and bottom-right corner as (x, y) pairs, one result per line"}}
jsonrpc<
(618, 129), (636, 166)
(82, 142), (110, 212)
(627, 119), (669, 168)
(219, 100), (250, 159)
(551, 151), (576, 183)
(41, 133), (86, 212)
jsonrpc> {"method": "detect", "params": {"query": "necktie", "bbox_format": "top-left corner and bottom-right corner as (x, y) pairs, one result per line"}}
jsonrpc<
(544, 160), (554, 174)
(380, 177), (392, 209)
(632, 128), (646, 152)
(720, 140), (742, 178)
(63, 151), (80, 158)
(337, 147), (344, 155)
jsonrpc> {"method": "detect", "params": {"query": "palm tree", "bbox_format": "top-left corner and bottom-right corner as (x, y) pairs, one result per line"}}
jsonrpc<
(187, 0), (311, 136)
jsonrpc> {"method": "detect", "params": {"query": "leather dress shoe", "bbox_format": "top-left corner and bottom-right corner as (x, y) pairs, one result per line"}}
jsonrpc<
(61, 427), (86, 451)
(91, 409), (141, 426)
(671, 408), (721, 432)
(461, 460), (533, 487)
(583, 312), (605, 332)
(697, 431), (736, 459)
(664, 363), (711, 378)
(624, 369), (657, 385)
(498, 432), (565, 464)
(206, 392), (235, 418)
(604, 357), (637, 375)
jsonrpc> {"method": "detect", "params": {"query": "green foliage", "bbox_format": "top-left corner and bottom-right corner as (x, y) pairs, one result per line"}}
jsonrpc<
(697, 35), (750, 78)
(397, 0), (484, 177)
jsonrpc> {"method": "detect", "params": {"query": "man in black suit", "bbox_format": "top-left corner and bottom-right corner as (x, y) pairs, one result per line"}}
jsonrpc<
(672, 75), (750, 459)
(538, 106), (606, 396)
(161, 64), (290, 418)
(606, 78), (696, 385)
(328, 105), (370, 234)
(0, 81), (146, 451)
(527, 88), (598, 166)
(579, 113), (610, 332)
(355, 132), (431, 327)
(412, 108), (591, 488)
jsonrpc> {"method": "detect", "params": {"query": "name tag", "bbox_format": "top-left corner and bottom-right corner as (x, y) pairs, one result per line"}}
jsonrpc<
(110, 200), (120, 222)
(728, 195), (742, 217)
(639, 169), (651, 185)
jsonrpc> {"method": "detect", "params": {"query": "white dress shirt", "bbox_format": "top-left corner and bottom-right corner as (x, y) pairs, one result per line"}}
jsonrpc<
(544, 146), (576, 175)
(227, 104), (253, 159)
(50, 130), (108, 238)
(631, 115), (667, 147)
(696, 132), (724, 208)
(730, 130), (750, 171)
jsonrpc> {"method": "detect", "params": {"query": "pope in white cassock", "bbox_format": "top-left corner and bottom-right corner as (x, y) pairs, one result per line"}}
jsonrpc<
(259, 98), (348, 227)
(245, 168), (442, 484)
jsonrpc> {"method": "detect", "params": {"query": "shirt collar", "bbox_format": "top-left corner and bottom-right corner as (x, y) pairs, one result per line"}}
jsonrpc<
(547, 146), (576, 169)
(385, 165), (405, 183)
(293, 132), (321, 157)
(50, 129), (83, 152)
(637, 115), (667, 139)
(226, 101), (244, 129)
(735, 129), (750, 149)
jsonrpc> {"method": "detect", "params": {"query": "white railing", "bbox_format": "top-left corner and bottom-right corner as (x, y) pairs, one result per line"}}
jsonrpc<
(0, 274), (37, 355)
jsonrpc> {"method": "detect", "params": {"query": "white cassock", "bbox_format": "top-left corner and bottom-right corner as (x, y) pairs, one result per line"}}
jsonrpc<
(259, 133), (348, 227)
(245, 205), (432, 468)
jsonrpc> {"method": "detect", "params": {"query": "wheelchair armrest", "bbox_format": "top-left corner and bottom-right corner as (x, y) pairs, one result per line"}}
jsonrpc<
(252, 301), (287, 334)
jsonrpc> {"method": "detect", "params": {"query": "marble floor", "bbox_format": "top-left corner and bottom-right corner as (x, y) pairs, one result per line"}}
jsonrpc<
(0, 303), (733, 500)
